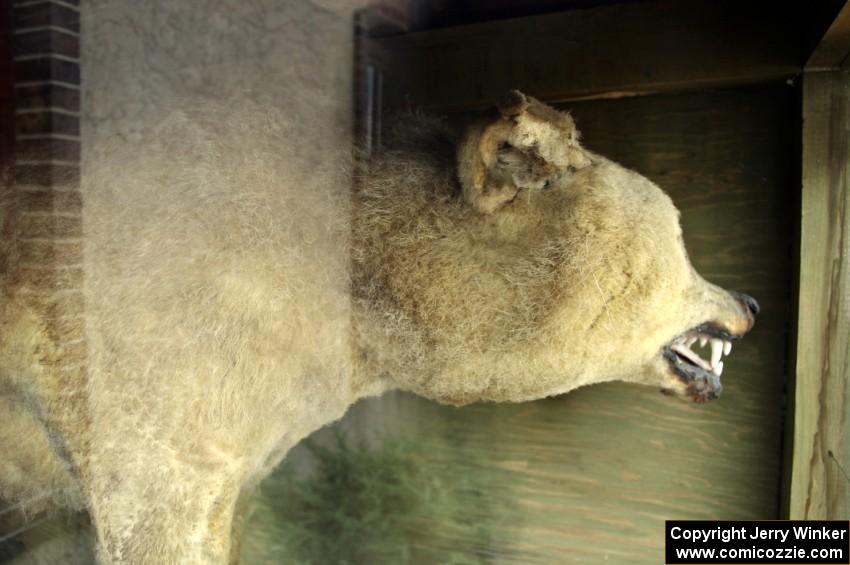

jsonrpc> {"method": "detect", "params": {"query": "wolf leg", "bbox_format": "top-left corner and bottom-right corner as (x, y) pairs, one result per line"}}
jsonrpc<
(87, 446), (243, 565)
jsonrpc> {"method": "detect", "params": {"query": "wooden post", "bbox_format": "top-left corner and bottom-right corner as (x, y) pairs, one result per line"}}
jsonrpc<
(790, 70), (850, 519)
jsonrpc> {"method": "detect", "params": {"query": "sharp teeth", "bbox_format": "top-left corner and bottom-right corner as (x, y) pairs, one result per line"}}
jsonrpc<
(700, 337), (707, 347)
(672, 343), (710, 370)
(715, 361), (724, 377)
(686, 336), (697, 347)
(710, 338), (723, 369)
(723, 341), (732, 356)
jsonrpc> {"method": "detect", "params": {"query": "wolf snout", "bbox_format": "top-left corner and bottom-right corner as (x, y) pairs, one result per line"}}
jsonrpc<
(730, 291), (761, 330)
(733, 292), (760, 317)
(730, 291), (761, 318)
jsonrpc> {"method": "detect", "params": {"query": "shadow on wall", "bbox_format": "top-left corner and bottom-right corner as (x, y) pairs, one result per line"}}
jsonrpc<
(241, 424), (519, 564)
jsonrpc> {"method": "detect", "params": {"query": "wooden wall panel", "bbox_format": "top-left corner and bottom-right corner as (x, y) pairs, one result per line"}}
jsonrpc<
(374, 0), (800, 112)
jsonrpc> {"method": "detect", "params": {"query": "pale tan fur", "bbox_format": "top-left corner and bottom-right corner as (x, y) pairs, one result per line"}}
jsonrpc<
(457, 90), (592, 214)
(0, 94), (754, 563)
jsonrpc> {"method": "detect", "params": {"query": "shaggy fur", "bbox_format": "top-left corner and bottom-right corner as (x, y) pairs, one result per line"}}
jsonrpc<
(0, 94), (755, 563)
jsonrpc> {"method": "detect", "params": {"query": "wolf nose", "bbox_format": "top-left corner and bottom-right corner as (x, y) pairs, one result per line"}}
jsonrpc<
(732, 292), (760, 317)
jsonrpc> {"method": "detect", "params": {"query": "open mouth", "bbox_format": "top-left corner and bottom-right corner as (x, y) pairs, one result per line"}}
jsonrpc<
(662, 323), (738, 402)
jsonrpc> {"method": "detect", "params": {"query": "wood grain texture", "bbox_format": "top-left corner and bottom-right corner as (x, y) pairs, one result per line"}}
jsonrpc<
(806, 0), (850, 70)
(374, 0), (800, 112)
(260, 85), (796, 564)
(790, 70), (850, 520)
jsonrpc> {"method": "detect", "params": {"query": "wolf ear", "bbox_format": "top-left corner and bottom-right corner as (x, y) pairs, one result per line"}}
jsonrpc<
(497, 90), (529, 118)
(458, 90), (591, 214)
(457, 125), (520, 215)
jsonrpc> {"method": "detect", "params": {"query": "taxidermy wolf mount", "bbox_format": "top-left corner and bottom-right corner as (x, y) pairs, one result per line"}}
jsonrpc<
(0, 90), (758, 563)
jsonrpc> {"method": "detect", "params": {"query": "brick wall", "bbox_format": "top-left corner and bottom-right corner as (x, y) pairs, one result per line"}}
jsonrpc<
(1, 3), (16, 278)
(11, 0), (85, 373)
